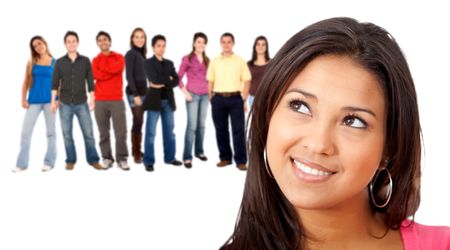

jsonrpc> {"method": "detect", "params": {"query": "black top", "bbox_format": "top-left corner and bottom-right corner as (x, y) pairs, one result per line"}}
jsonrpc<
(142, 56), (179, 111)
(125, 47), (147, 96)
(51, 53), (94, 104)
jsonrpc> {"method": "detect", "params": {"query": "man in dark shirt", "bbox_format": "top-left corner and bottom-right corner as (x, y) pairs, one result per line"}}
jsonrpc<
(51, 31), (103, 170)
(141, 34), (182, 171)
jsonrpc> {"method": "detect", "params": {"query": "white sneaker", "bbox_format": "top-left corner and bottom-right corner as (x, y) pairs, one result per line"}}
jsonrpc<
(102, 159), (114, 169)
(117, 161), (130, 171)
(42, 165), (53, 172)
(12, 166), (26, 173)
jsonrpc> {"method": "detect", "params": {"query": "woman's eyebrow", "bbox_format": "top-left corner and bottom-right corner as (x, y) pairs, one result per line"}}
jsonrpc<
(342, 106), (377, 118)
(286, 88), (377, 118)
(286, 88), (317, 101)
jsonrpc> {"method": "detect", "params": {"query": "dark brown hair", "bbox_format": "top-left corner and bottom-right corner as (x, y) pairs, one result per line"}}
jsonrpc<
(248, 35), (270, 66)
(151, 34), (166, 47)
(221, 17), (421, 250)
(130, 27), (147, 57)
(188, 32), (209, 67)
(64, 31), (79, 42)
(96, 30), (111, 42)
(221, 32), (234, 43)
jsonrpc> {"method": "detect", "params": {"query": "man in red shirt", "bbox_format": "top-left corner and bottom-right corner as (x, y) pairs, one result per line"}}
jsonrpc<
(93, 31), (129, 170)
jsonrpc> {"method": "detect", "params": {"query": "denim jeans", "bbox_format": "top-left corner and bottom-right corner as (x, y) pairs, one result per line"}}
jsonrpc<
(143, 100), (176, 165)
(16, 103), (56, 169)
(126, 94), (145, 109)
(59, 102), (100, 164)
(248, 95), (255, 109)
(183, 93), (209, 161)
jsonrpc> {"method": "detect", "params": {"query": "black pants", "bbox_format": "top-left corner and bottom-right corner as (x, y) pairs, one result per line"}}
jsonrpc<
(211, 95), (247, 164)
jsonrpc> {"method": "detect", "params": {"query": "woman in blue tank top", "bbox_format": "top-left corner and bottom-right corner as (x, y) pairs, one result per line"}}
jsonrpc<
(13, 36), (57, 172)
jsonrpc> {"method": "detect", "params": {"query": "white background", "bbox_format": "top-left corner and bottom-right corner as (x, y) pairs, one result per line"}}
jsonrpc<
(0, 0), (449, 249)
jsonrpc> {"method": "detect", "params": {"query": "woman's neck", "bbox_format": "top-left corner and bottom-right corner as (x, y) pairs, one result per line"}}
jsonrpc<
(297, 194), (400, 249)
(194, 51), (203, 63)
(36, 54), (51, 64)
(254, 54), (267, 66)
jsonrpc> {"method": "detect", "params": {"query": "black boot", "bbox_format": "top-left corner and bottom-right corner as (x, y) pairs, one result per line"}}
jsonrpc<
(131, 132), (143, 164)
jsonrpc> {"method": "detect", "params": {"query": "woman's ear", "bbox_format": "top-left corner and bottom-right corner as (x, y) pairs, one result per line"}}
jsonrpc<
(379, 158), (389, 170)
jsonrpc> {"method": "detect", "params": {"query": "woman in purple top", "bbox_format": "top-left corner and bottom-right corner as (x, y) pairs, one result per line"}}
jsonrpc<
(247, 36), (270, 109)
(14, 36), (56, 172)
(178, 32), (210, 168)
(221, 17), (450, 249)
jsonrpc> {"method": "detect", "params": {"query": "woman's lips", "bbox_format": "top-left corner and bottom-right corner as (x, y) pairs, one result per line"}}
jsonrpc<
(291, 158), (336, 182)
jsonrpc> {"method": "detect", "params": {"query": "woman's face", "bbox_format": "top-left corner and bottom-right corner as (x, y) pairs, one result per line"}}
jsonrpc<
(255, 39), (267, 55)
(266, 55), (386, 211)
(32, 39), (47, 56)
(193, 37), (206, 54)
(132, 31), (146, 48)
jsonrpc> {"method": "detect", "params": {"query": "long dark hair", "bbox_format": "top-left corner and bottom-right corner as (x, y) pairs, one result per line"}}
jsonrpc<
(130, 27), (147, 57)
(188, 32), (209, 67)
(248, 35), (270, 66)
(221, 17), (421, 249)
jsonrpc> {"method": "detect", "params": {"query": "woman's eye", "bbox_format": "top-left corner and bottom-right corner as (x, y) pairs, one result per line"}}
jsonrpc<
(289, 100), (311, 115)
(343, 115), (367, 128)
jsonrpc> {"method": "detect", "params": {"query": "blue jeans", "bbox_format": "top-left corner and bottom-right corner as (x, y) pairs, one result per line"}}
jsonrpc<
(126, 94), (145, 108)
(248, 95), (255, 109)
(59, 102), (100, 164)
(143, 100), (176, 165)
(183, 93), (209, 161)
(16, 103), (56, 169)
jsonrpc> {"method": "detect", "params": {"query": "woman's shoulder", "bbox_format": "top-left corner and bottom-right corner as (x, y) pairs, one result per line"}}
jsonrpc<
(125, 49), (143, 59)
(181, 54), (190, 61)
(125, 49), (136, 58)
(400, 220), (450, 250)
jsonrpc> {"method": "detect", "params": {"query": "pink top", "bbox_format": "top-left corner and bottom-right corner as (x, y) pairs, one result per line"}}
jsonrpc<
(400, 220), (450, 250)
(178, 55), (208, 95)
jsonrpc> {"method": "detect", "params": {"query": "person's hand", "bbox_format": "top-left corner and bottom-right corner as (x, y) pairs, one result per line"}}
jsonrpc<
(21, 100), (29, 109)
(89, 99), (95, 111)
(134, 96), (142, 106)
(51, 100), (59, 113)
(185, 92), (193, 102)
(150, 83), (164, 89)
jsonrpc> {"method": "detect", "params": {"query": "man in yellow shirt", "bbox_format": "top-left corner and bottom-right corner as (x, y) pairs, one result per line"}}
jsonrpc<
(207, 33), (251, 170)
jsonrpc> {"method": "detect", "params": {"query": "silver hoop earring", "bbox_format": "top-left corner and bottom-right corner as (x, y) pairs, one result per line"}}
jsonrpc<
(263, 147), (274, 179)
(369, 167), (393, 208)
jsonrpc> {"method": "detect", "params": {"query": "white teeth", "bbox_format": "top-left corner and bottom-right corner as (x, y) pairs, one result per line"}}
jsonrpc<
(294, 160), (332, 176)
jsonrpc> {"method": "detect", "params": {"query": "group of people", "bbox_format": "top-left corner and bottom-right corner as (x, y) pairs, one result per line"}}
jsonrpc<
(14, 28), (271, 172)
